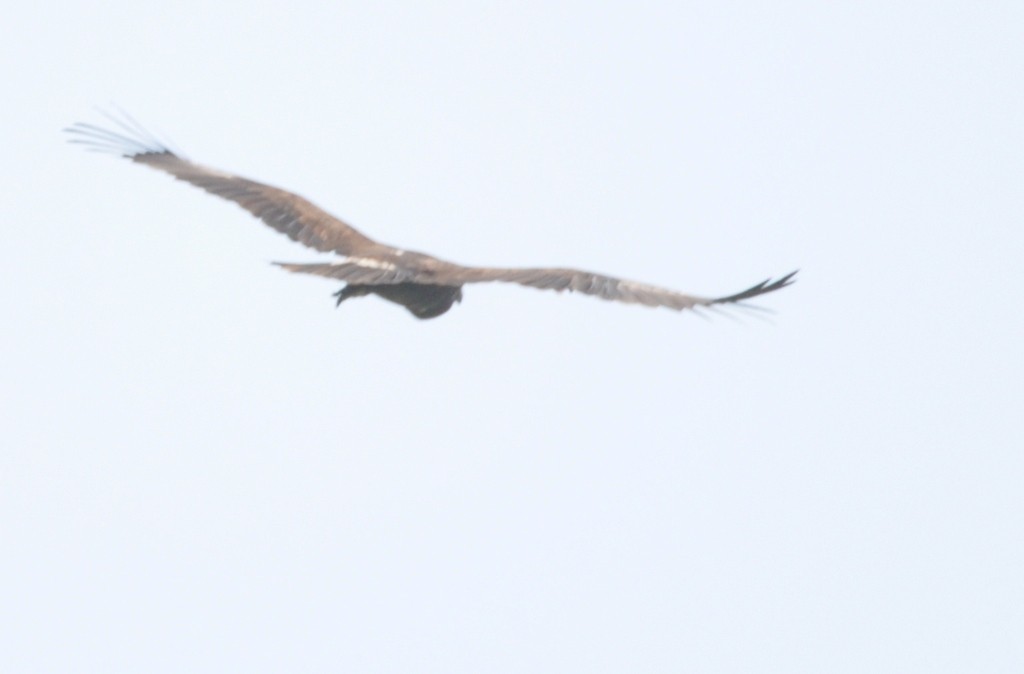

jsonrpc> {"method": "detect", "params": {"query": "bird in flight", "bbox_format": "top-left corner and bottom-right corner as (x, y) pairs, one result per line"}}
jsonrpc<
(65, 113), (797, 319)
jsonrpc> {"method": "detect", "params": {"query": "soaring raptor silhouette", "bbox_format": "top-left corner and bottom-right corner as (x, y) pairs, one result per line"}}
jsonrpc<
(66, 114), (797, 319)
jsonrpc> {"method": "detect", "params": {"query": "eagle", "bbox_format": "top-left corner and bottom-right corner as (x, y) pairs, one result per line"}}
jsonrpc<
(66, 114), (796, 320)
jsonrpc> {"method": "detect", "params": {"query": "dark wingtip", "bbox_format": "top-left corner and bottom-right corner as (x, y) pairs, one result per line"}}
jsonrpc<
(63, 108), (179, 159)
(711, 269), (798, 305)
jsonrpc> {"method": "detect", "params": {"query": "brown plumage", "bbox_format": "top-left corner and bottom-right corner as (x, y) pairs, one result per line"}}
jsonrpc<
(66, 113), (797, 320)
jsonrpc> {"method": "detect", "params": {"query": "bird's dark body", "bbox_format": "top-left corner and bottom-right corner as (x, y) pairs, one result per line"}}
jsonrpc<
(65, 113), (796, 320)
(337, 282), (463, 319)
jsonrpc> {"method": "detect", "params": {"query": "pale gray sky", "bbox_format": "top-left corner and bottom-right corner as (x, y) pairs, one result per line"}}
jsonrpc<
(3, 2), (1022, 672)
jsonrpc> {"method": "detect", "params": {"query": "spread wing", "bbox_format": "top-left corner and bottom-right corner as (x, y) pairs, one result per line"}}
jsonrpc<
(68, 112), (797, 315)
(459, 267), (798, 310)
(277, 260), (798, 312)
(64, 113), (378, 255)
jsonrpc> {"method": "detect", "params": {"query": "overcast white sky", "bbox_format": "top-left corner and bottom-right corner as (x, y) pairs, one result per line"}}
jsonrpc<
(3, 2), (1022, 672)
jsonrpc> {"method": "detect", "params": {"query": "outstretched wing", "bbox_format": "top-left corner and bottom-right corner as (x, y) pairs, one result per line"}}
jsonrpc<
(448, 266), (797, 311)
(278, 258), (798, 313)
(64, 113), (378, 256)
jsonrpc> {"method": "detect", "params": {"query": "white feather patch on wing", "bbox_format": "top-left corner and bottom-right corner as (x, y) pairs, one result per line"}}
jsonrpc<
(195, 164), (240, 180)
(344, 257), (398, 271)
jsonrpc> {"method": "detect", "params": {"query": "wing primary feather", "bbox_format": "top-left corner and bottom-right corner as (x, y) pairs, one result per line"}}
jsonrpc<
(98, 108), (162, 149)
(701, 304), (744, 323)
(65, 124), (155, 155)
(709, 270), (798, 305)
(690, 306), (713, 322)
(103, 106), (175, 153)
